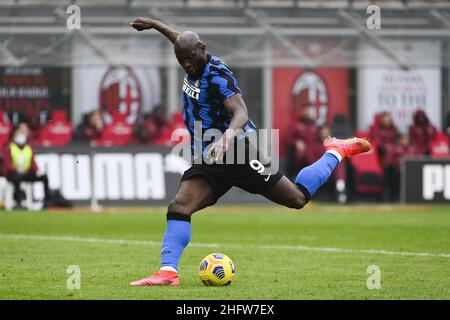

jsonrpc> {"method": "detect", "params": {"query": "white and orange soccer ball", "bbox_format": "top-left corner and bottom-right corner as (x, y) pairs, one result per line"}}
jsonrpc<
(199, 253), (236, 286)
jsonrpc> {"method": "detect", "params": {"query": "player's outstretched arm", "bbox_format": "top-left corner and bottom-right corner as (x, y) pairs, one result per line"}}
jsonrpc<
(130, 17), (180, 44)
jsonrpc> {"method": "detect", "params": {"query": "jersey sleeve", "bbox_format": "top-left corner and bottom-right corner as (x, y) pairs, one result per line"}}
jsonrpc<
(210, 64), (241, 102)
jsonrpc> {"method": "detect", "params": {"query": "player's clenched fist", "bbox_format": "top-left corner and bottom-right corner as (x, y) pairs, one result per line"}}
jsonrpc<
(129, 17), (156, 31)
(129, 18), (180, 43)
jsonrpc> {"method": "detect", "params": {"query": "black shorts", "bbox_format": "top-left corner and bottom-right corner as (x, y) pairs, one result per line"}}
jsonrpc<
(180, 139), (283, 202)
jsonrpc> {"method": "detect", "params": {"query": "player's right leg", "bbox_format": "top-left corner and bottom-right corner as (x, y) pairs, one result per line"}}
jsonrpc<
(130, 177), (218, 286)
(264, 137), (371, 208)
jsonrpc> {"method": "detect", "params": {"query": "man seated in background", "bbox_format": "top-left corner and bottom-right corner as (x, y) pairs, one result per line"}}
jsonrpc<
(80, 110), (104, 146)
(2, 122), (50, 208)
(369, 112), (398, 160)
(444, 112), (450, 144)
(288, 105), (323, 174)
(382, 134), (420, 201)
(288, 121), (347, 202)
(134, 105), (169, 144)
(318, 124), (347, 203)
(409, 109), (437, 155)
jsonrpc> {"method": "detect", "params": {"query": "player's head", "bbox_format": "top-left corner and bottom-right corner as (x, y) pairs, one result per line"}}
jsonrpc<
(174, 31), (207, 80)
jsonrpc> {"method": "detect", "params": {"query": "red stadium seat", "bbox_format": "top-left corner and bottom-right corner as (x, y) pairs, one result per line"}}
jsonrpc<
(37, 110), (73, 147)
(0, 112), (12, 149)
(430, 131), (450, 158)
(96, 111), (134, 146)
(349, 131), (383, 194)
(154, 112), (190, 146)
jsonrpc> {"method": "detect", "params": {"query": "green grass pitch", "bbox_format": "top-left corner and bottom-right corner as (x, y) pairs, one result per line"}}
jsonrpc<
(0, 204), (449, 300)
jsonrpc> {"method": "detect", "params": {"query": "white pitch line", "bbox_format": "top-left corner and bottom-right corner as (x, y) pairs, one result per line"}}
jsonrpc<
(0, 233), (449, 259)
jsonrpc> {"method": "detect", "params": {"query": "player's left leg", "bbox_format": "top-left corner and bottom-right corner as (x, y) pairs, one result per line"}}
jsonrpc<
(130, 175), (226, 286)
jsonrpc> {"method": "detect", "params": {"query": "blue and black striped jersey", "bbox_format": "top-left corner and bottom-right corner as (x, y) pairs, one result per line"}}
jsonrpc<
(181, 54), (256, 153)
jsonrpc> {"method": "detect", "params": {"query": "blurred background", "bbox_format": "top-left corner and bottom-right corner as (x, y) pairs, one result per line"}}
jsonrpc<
(0, 0), (449, 209)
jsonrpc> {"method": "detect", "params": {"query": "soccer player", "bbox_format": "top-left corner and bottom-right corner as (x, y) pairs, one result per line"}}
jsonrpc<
(129, 18), (371, 286)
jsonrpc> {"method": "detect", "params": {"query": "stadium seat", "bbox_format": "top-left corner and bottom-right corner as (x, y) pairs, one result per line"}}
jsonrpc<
(349, 131), (383, 194)
(96, 111), (134, 146)
(430, 131), (450, 158)
(0, 112), (12, 149)
(37, 110), (73, 147)
(154, 112), (190, 146)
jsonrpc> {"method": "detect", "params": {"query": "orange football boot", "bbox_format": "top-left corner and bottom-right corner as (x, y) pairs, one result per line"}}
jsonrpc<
(129, 270), (180, 286)
(323, 137), (371, 159)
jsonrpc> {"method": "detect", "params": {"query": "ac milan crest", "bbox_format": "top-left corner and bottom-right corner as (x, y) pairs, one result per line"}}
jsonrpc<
(99, 67), (142, 124)
(291, 72), (328, 126)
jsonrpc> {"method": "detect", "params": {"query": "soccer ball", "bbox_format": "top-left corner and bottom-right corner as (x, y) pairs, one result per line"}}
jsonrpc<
(199, 253), (236, 286)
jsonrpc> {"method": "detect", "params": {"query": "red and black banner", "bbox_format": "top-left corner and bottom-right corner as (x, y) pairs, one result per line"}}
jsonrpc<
(0, 66), (71, 123)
